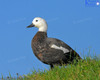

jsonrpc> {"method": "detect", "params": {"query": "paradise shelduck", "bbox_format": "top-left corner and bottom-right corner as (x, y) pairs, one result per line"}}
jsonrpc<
(27, 17), (82, 69)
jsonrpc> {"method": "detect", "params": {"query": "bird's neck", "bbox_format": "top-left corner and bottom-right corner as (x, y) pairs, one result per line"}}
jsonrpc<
(33, 31), (47, 43)
(39, 27), (47, 32)
(38, 24), (48, 32)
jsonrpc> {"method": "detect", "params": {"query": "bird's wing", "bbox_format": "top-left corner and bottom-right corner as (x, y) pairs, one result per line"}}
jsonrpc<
(46, 38), (73, 54)
(44, 38), (81, 64)
(46, 38), (81, 58)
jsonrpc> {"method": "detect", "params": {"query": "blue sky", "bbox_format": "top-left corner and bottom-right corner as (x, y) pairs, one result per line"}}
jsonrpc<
(0, 0), (100, 78)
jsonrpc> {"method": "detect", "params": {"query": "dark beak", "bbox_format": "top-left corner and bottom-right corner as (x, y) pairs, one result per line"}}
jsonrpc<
(27, 23), (35, 28)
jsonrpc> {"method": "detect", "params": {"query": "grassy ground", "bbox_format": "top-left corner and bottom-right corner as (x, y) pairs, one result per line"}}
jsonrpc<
(2, 57), (100, 80)
(24, 58), (100, 80)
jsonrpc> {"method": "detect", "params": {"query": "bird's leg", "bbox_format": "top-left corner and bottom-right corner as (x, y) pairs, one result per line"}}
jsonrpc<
(50, 64), (54, 69)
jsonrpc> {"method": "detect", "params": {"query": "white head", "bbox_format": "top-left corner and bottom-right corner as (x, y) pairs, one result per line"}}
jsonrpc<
(27, 17), (48, 32)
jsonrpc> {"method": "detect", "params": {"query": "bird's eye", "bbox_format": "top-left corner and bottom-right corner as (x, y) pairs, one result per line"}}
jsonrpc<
(36, 20), (38, 22)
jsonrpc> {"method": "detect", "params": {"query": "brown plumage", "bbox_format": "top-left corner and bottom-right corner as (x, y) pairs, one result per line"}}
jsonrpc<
(27, 17), (82, 69)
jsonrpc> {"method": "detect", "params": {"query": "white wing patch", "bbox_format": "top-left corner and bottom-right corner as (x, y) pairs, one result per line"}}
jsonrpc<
(51, 44), (69, 53)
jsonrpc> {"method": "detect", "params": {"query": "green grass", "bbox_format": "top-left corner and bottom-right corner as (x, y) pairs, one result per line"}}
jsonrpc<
(1, 57), (100, 80)
(24, 58), (100, 80)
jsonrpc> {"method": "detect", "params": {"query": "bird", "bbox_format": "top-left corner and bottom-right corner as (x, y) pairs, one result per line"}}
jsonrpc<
(27, 17), (82, 69)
